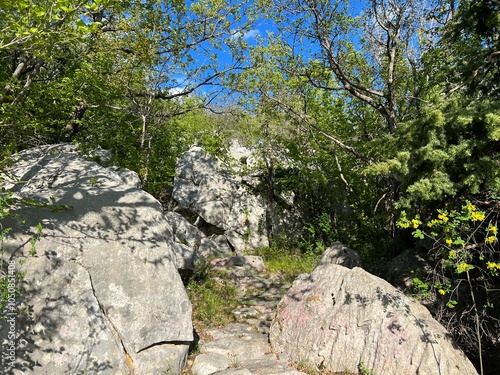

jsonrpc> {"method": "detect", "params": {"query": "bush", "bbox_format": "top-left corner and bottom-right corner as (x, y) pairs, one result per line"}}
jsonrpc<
(397, 199), (500, 374)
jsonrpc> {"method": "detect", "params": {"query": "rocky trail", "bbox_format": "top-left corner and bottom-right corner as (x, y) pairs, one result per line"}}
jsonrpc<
(183, 258), (308, 375)
(1, 145), (481, 375)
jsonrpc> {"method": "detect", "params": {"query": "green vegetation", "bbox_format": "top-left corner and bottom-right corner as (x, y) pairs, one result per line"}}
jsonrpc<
(250, 246), (319, 281)
(187, 269), (239, 331)
(1, 0), (499, 373)
(358, 362), (376, 375)
(398, 201), (499, 375)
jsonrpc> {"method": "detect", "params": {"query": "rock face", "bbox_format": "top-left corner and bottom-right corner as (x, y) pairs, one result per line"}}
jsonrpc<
(210, 255), (267, 272)
(167, 211), (228, 267)
(0, 145), (192, 375)
(172, 147), (269, 253)
(269, 244), (478, 375)
(321, 242), (363, 269)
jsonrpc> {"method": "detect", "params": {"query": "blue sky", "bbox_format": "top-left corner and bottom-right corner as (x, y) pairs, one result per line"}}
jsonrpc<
(177, 0), (371, 99)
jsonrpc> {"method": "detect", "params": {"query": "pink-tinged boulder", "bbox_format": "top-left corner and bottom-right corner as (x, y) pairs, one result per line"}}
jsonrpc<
(269, 246), (478, 375)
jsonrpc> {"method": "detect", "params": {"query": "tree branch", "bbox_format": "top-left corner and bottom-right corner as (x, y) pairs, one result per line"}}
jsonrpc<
(446, 50), (500, 97)
(259, 88), (373, 164)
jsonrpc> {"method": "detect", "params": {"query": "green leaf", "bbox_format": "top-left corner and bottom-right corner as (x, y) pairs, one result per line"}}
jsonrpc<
(412, 229), (424, 239)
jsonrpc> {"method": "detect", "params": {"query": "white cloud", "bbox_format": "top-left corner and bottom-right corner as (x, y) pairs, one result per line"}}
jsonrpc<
(231, 28), (260, 41)
(168, 87), (185, 96)
(242, 29), (260, 40)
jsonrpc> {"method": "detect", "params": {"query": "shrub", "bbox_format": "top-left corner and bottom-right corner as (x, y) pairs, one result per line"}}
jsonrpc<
(397, 199), (500, 374)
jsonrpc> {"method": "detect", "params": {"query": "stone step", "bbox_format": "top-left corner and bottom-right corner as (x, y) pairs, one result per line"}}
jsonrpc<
(191, 324), (305, 375)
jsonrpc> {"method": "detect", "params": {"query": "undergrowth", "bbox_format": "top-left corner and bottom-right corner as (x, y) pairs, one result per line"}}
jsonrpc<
(249, 246), (320, 281)
(186, 269), (239, 335)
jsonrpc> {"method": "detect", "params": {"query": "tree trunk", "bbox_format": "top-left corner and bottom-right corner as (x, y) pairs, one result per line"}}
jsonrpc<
(64, 101), (88, 141)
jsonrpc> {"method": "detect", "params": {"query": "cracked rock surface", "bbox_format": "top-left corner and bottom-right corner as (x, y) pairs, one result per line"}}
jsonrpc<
(269, 245), (479, 375)
(1, 144), (192, 374)
(186, 260), (305, 375)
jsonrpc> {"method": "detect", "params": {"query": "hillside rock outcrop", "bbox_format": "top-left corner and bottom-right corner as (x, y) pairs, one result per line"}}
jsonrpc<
(0, 144), (192, 374)
(269, 243), (478, 375)
(172, 147), (269, 253)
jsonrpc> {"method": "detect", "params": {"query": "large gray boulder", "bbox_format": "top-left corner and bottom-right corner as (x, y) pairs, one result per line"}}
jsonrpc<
(0, 145), (192, 374)
(269, 244), (478, 375)
(321, 242), (363, 269)
(173, 147), (268, 253)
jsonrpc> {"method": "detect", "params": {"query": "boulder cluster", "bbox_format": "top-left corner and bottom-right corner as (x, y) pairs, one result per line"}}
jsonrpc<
(0, 144), (478, 375)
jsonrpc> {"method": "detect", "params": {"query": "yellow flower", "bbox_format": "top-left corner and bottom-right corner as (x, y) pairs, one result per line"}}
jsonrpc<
(466, 202), (476, 211)
(438, 213), (449, 222)
(427, 219), (438, 228)
(486, 236), (497, 245)
(471, 211), (485, 222)
(457, 262), (472, 273)
(448, 250), (457, 259)
(487, 262), (497, 269)
(438, 289), (446, 295)
(488, 225), (498, 235)
(412, 219), (420, 229)
(397, 218), (410, 229)
(445, 238), (453, 245)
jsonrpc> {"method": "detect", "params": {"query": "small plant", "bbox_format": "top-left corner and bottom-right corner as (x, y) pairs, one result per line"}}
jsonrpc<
(228, 353), (241, 368)
(89, 177), (101, 187)
(410, 276), (432, 300)
(190, 257), (209, 284)
(358, 362), (375, 375)
(300, 213), (335, 256)
(242, 208), (251, 245)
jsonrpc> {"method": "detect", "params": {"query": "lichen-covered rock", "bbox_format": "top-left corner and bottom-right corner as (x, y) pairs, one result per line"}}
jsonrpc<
(269, 247), (477, 375)
(0, 144), (192, 374)
(321, 242), (363, 269)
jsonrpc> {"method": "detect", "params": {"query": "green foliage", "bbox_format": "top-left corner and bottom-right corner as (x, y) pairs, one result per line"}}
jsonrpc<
(440, 0), (500, 97)
(242, 209), (251, 245)
(347, 214), (393, 275)
(358, 362), (376, 375)
(301, 213), (336, 256)
(397, 200), (500, 373)
(409, 277), (432, 300)
(250, 243), (319, 281)
(391, 100), (500, 210)
(186, 269), (239, 328)
(190, 257), (209, 285)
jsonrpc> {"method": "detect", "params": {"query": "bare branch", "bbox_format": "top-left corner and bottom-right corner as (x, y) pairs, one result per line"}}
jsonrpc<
(259, 88), (373, 164)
